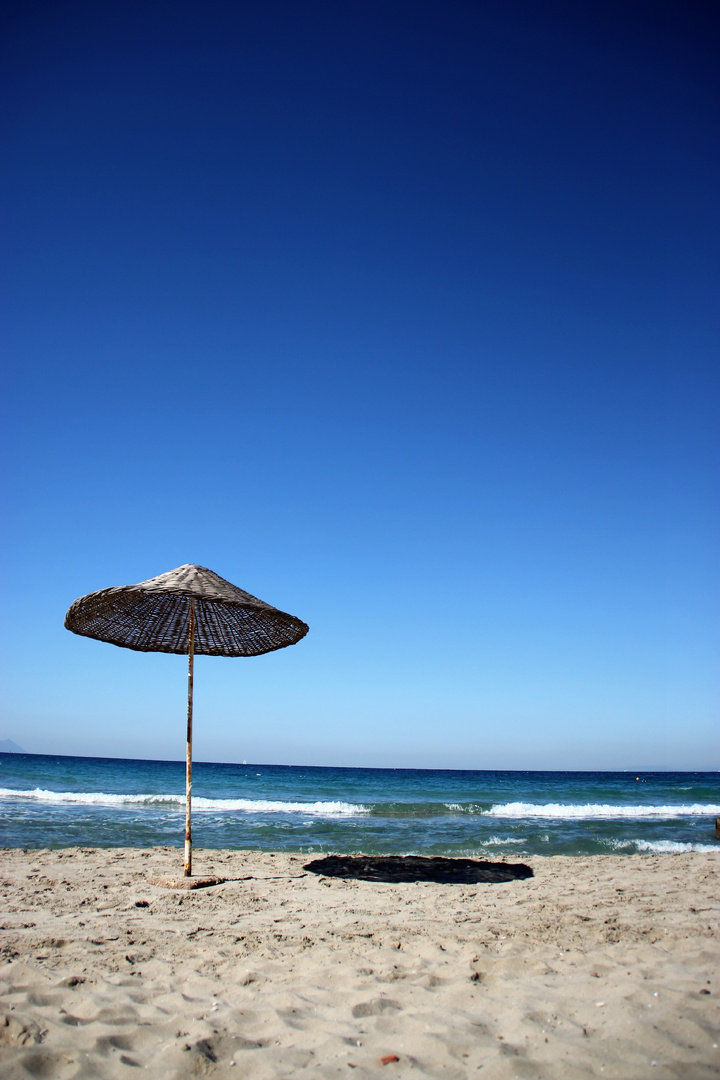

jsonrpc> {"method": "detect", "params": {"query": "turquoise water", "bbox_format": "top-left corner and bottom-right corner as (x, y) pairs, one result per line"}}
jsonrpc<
(1, 753), (718, 857)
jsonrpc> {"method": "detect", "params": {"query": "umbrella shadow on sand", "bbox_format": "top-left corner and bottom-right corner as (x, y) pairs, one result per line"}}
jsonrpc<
(303, 854), (533, 884)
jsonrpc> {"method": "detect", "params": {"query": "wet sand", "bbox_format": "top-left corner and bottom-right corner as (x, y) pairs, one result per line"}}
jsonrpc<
(0, 848), (718, 1078)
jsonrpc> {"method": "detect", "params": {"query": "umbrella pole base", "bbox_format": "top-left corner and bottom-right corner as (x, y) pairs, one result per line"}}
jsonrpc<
(148, 876), (226, 890)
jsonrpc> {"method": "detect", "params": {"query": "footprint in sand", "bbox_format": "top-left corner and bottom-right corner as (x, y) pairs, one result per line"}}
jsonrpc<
(352, 998), (402, 1018)
(0, 1014), (45, 1046)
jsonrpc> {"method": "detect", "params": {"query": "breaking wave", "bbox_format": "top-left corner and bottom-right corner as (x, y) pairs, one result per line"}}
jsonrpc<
(0, 787), (367, 816)
(609, 839), (720, 854)
(485, 802), (720, 819)
(2, 789), (718, 824)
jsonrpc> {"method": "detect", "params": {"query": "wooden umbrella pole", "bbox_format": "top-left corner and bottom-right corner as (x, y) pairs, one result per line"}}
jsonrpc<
(184, 598), (195, 877)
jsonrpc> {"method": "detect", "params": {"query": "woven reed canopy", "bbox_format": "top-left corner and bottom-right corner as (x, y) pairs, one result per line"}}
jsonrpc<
(64, 564), (309, 656)
(65, 564), (308, 880)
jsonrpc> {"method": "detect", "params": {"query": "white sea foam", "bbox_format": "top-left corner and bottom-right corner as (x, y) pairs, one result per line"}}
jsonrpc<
(0, 787), (367, 816)
(610, 839), (720, 854)
(443, 802), (486, 813)
(485, 801), (720, 819)
(480, 836), (524, 845)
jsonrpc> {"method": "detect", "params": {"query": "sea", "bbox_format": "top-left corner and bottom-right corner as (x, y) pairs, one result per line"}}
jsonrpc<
(1, 753), (719, 858)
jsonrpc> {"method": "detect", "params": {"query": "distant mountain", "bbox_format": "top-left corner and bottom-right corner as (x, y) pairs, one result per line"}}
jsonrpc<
(0, 739), (25, 753)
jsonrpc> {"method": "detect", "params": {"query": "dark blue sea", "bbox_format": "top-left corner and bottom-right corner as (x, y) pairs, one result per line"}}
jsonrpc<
(1, 753), (718, 857)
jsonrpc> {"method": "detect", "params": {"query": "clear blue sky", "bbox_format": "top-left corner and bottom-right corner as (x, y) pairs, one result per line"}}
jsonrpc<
(1, 0), (718, 770)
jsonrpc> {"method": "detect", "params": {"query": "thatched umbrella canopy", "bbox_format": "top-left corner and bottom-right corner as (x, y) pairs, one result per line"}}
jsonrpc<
(65, 564), (308, 878)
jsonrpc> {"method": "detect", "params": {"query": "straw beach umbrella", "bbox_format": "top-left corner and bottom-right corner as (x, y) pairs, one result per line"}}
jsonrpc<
(65, 564), (308, 879)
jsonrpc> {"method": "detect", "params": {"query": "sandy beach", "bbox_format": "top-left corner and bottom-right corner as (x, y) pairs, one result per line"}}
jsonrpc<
(0, 848), (717, 1079)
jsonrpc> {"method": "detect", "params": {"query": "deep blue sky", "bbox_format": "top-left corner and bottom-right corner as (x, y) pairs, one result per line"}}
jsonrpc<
(1, 0), (718, 769)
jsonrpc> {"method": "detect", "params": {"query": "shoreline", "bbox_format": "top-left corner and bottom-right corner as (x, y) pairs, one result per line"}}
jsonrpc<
(1, 848), (718, 1078)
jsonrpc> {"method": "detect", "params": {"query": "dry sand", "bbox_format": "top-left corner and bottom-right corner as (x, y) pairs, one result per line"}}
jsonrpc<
(0, 848), (718, 1079)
